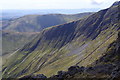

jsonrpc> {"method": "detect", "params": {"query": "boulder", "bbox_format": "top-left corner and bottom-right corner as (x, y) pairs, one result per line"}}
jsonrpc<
(19, 74), (47, 80)
(68, 66), (80, 75)
(32, 74), (47, 79)
(57, 71), (67, 76)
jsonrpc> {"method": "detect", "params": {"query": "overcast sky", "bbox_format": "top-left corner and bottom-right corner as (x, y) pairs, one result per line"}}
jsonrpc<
(0, 0), (119, 9)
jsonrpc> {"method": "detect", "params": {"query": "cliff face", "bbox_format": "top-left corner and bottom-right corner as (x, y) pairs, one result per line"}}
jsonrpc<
(2, 1), (120, 78)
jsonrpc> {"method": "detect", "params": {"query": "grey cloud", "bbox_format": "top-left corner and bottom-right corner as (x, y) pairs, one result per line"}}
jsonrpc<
(91, 0), (103, 5)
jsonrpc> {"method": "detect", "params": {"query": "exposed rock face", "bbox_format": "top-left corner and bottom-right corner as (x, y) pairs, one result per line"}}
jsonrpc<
(110, 32), (120, 80)
(116, 32), (120, 59)
(67, 66), (80, 75)
(111, 64), (120, 80)
(112, 1), (120, 7)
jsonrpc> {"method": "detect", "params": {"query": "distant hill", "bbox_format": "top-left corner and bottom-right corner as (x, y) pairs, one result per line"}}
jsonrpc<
(2, 13), (93, 32)
(1, 9), (99, 20)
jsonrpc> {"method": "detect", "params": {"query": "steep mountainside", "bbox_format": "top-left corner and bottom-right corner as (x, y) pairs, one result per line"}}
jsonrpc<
(2, 13), (93, 32)
(18, 31), (120, 80)
(49, 32), (120, 80)
(2, 1), (120, 78)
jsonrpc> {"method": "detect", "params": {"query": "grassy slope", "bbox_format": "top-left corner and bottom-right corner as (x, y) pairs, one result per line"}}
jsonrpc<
(2, 31), (39, 64)
(2, 31), (39, 54)
(2, 4), (120, 78)
(61, 32), (120, 79)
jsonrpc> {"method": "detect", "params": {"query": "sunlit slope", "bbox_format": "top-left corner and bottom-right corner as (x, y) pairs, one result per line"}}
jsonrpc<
(2, 3), (120, 78)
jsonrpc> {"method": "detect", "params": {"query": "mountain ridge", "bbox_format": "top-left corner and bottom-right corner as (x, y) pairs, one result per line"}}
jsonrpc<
(2, 13), (93, 32)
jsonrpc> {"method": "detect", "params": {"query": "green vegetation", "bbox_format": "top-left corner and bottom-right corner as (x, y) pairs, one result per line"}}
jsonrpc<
(2, 31), (39, 64)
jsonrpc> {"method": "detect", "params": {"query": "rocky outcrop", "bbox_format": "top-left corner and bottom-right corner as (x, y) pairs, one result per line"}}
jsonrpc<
(19, 74), (47, 80)
(111, 1), (120, 7)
